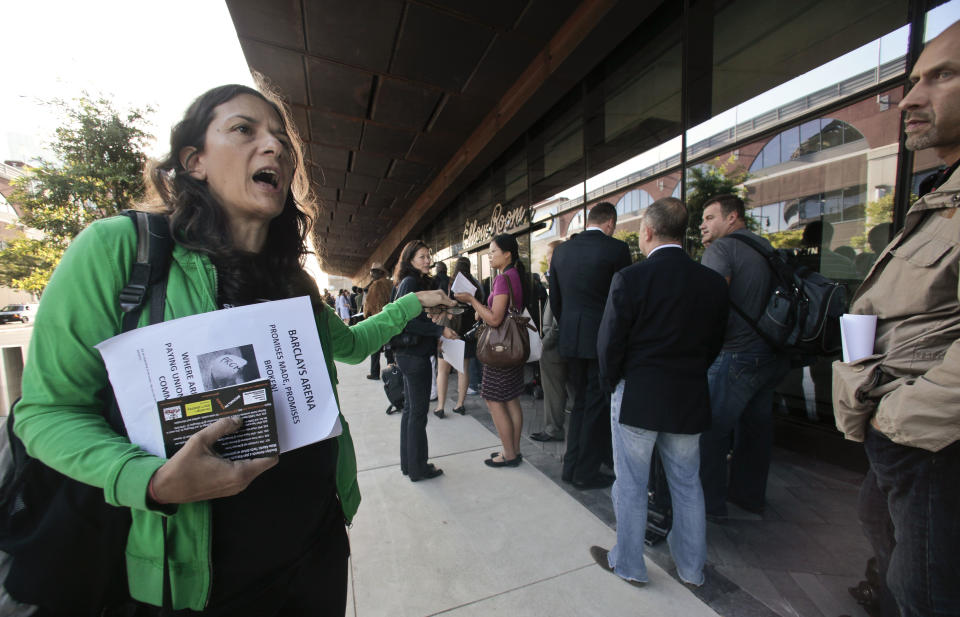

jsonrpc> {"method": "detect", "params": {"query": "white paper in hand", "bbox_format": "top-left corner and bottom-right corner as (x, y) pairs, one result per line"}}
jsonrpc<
(441, 338), (466, 373)
(522, 308), (542, 363)
(96, 297), (340, 457)
(450, 272), (477, 296)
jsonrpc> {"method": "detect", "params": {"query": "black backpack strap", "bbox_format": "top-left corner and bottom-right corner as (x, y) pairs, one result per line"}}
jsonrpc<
(107, 212), (174, 438)
(119, 211), (176, 615)
(725, 230), (782, 260)
(721, 233), (780, 342)
(119, 211), (173, 333)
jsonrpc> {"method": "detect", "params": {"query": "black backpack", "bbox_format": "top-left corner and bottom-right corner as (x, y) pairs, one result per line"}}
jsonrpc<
(381, 364), (405, 415)
(727, 233), (847, 357)
(0, 211), (173, 615)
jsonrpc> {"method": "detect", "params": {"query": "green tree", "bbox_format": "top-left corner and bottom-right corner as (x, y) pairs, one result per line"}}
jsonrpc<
(684, 154), (752, 257)
(765, 228), (805, 249)
(614, 230), (642, 263)
(849, 192), (900, 251)
(1, 94), (153, 293)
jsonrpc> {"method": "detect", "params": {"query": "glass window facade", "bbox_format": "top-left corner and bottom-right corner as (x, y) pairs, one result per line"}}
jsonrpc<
(415, 0), (958, 437)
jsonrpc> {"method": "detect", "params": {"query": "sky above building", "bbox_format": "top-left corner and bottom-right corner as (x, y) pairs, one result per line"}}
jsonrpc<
(0, 0), (254, 163)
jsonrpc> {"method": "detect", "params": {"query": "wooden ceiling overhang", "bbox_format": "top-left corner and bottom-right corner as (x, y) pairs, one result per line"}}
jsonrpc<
(227, 0), (657, 278)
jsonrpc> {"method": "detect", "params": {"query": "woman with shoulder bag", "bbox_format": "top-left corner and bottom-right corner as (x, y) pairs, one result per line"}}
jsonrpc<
(392, 241), (459, 482)
(455, 234), (528, 468)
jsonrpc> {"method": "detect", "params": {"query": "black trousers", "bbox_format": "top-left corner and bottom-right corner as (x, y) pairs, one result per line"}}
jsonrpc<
(43, 525), (350, 617)
(859, 427), (960, 617)
(368, 346), (395, 377)
(562, 357), (612, 482)
(396, 353), (432, 477)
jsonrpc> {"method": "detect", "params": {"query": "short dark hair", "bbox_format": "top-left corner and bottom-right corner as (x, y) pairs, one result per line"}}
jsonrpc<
(705, 194), (745, 221)
(643, 197), (688, 241)
(587, 202), (617, 225)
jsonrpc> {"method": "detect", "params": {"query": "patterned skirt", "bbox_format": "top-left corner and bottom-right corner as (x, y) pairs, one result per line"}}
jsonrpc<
(480, 364), (524, 402)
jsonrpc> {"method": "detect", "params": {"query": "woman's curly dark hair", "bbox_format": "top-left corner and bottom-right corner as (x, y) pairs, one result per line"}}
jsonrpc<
(147, 84), (317, 306)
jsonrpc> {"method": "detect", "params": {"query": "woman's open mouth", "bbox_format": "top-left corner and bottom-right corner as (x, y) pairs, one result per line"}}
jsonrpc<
(252, 168), (280, 189)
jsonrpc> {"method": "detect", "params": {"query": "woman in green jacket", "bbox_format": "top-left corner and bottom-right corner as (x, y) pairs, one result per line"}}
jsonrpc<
(13, 84), (453, 616)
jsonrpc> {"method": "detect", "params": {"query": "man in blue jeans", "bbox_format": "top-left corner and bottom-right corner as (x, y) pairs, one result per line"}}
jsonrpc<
(833, 21), (960, 617)
(698, 194), (790, 517)
(593, 198), (727, 586)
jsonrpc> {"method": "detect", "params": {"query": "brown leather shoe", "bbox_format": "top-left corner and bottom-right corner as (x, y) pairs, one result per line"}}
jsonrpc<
(589, 546), (646, 587)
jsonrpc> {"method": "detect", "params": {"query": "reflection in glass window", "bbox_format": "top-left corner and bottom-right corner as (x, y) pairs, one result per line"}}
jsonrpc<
(532, 205), (557, 239)
(750, 119), (865, 173)
(761, 133), (782, 168)
(789, 186), (867, 224)
(780, 127), (800, 166)
(799, 120), (823, 156)
(615, 188), (653, 217)
(751, 202), (786, 233)
(544, 123), (583, 179)
(568, 210), (584, 235)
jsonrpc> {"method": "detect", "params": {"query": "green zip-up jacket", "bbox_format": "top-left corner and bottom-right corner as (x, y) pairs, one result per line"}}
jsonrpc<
(15, 216), (421, 610)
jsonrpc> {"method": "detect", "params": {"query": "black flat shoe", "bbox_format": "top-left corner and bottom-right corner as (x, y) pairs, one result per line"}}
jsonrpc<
(484, 456), (521, 468)
(573, 473), (615, 490)
(410, 466), (443, 482)
(434, 409), (445, 418)
(452, 406), (466, 415)
(530, 431), (563, 442)
(490, 452), (522, 460)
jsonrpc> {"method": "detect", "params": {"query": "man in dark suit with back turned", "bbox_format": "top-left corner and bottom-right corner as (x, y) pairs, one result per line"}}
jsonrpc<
(549, 201), (632, 489)
(591, 197), (728, 587)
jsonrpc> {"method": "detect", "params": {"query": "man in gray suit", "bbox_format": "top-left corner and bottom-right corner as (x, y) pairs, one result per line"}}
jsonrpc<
(532, 240), (574, 442)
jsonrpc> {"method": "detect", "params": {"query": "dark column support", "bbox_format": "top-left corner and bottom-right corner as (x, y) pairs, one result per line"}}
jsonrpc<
(892, 0), (929, 235)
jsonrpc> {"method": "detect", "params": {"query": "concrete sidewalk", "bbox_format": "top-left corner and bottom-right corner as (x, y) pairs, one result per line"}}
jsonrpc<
(337, 359), (718, 617)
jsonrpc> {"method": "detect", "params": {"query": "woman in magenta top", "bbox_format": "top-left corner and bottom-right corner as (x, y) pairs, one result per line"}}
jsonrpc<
(456, 233), (529, 467)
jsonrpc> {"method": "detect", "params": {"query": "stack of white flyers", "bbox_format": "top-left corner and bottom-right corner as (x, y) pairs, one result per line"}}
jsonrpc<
(96, 296), (341, 459)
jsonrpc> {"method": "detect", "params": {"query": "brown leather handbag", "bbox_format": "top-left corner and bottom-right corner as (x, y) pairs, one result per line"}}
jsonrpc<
(476, 277), (532, 368)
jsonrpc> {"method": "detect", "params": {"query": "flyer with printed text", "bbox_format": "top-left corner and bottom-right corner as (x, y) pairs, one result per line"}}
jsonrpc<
(96, 296), (341, 458)
(158, 378), (278, 460)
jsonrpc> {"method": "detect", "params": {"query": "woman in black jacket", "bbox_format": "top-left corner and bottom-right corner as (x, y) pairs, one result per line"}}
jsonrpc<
(392, 240), (458, 481)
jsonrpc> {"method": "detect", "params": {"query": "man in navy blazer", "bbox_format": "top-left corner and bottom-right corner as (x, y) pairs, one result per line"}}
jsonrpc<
(549, 202), (632, 489)
(591, 197), (728, 588)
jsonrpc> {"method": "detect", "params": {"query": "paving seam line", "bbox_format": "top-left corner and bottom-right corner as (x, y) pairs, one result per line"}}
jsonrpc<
(423, 562), (596, 616)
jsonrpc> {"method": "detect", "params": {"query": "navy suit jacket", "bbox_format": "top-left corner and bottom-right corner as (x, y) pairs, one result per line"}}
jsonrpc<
(548, 230), (632, 359)
(597, 246), (729, 434)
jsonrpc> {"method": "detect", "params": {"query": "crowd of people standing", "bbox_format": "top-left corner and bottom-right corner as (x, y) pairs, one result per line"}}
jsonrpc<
(9, 18), (959, 617)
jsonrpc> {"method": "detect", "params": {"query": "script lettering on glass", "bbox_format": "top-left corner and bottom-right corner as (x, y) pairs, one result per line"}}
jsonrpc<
(462, 203), (531, 247)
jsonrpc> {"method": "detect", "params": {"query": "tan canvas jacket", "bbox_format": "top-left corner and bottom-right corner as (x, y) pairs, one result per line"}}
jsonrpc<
(833, 168), (960, 452)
